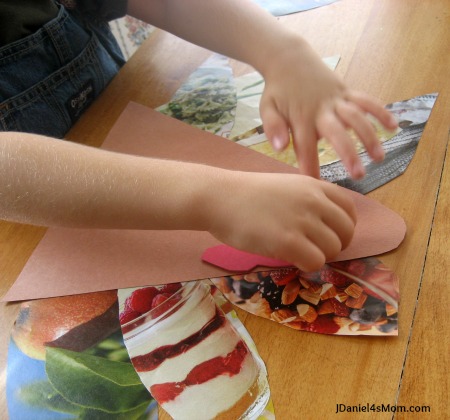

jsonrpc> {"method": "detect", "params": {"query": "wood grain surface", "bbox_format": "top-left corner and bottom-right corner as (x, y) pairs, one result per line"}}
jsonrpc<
(1, 0), (449, 418)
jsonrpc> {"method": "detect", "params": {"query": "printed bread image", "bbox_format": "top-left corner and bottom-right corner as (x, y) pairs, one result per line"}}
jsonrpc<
(11, 290), (119, 360)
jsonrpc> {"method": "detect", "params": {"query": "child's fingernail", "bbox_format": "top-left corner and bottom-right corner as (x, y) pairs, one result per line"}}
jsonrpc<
(272, 136), (285, 151)
(374, 144), (385, 160)
(352, 161), (365, 179)
(389, 114), (398, 127)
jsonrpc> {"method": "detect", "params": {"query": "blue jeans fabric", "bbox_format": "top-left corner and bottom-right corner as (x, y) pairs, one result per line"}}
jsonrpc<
(0, 3), (125, 138)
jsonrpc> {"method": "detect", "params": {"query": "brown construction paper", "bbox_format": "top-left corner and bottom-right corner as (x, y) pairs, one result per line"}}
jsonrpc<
(2, 102), (406, 301)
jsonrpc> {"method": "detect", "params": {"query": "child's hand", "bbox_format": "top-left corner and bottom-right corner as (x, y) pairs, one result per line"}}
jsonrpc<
(259, 36), (398, 179)
(206, 171), (357, 272)
(129, 0), (396, 179)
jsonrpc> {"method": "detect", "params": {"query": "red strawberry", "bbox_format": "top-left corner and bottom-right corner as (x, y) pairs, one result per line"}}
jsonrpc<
(270, 268), (299, 286)
(186, 341), (247, 386)
(221, 341), (248, 376)
(159, 282), (183, 295)
(128, 287), (159, 313)
(150, 383), (185, 404)
(119, 307), (141, 325)
(346, 259), (367, 278)
(119, 308), (145, 334)
(329, 261), (350, 271)
(187, 356), (224, 385)
(306, 315), (340, 334)
(320, 266), (351, 288)
(330, 299), (350, 317)
(361, 265), (399, 301)
(151, 293), (181, 318)
(151, 292), (171, 308)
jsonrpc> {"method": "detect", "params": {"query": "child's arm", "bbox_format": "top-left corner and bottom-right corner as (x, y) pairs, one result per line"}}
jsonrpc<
(0, 132), (355, 271)
(127, 0), (398, 179)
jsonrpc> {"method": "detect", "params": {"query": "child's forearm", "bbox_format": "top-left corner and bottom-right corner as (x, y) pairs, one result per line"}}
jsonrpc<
(126, 0), (297, 75)
(0, 132), (220, 231)
(0, 132), (357, 272)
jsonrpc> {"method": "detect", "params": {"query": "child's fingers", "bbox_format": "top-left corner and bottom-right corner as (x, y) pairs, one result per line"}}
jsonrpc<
(284, 237), (327, 272)
(260, 101), (290, 151)
(322, 182), (357, 223)
(305, 222), (345, 261)
(347, 90), (398, 130)
(316, 108), (365, 179)
(321, 201), (356, 250)
(288, 197), (355, 271)
(292, 121), (321, 178)
(335, 99), (385, 162)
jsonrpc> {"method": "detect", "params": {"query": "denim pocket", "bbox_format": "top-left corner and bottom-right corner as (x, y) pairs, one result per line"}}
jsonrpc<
(0, 31), (121, 138)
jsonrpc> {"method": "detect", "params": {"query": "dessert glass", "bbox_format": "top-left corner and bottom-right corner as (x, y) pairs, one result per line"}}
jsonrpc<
(122, 281), (269, 420)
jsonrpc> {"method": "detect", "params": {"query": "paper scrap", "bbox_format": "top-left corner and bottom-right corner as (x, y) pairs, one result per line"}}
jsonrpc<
(252, 0), (339, 16)
(211, 257), (399, 336)
(118, 281), (273, 419)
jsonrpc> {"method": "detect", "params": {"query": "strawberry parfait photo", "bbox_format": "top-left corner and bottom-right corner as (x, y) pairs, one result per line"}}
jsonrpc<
(118, 281), (270, 419)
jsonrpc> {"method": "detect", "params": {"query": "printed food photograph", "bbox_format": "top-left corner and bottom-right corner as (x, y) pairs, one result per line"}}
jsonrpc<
(157, 55), (236, 136)
(7, 291), (157, 419)
(232, 114), (399, 168)
(118, 281), (274, 420)
(211, 257), (399, 336)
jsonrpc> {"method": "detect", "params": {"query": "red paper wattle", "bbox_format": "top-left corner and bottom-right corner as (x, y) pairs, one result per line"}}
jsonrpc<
(202, 245), (293, 271)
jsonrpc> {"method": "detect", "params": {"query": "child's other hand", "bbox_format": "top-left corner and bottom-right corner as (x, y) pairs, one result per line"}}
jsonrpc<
(206, 171), (357, 272)
(259, 36), (398, 180)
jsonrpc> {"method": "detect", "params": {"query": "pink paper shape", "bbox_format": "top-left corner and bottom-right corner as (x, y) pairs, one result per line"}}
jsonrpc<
(202, 245), (292, 271)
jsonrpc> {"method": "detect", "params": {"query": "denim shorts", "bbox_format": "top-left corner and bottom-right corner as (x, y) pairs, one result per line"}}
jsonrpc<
(0, 3), (125, 138)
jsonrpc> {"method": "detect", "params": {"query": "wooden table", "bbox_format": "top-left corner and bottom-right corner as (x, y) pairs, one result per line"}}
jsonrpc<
(1, 0), (449, 418)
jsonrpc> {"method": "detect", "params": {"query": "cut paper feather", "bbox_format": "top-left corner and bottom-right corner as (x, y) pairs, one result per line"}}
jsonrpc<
(231, 94), (437, 194)
(155, 57), (435, 195)
(117, 281), (273, 418)
(210, 257), (399, 336)
(157, 54), (236, 136)
(320, 93), (438, 193)
(3, 103), (405, 302)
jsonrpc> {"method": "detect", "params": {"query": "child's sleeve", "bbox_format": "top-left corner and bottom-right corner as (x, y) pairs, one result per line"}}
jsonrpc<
(76, 0), (128, 21)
